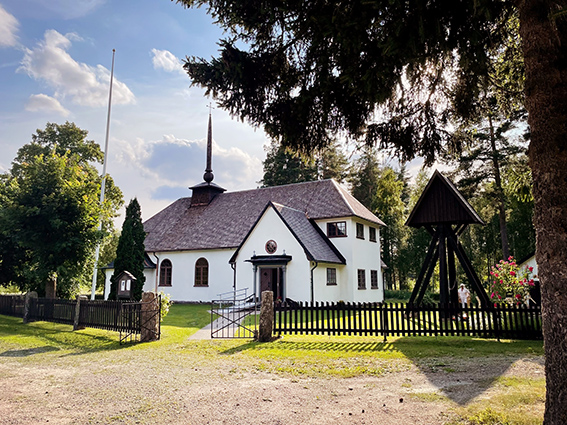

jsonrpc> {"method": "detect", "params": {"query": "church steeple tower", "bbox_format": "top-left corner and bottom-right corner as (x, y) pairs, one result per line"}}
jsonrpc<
(189, 108), (226, 207)
(203, 111), (214, 183)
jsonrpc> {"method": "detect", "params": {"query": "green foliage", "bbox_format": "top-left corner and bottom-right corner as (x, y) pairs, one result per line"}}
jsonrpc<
(177, 0), (511, 163)
(159, 292), (172, 321)
(259, 139), (348, 187)
(96, 231), (120, 291)
(259, 140), (318, 187)
(0, 122), (123, 298)
(109, 198), (146, 300)
(489, 257), (535, 305)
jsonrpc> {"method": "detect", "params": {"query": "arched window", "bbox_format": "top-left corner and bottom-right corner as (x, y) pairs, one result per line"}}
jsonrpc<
(159, 259), (172, 286)
(195, 258), (209, 287)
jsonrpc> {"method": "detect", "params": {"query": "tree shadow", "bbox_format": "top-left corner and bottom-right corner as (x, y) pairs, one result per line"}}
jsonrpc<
(0, 346), (60, 357)
(0, 316), (130, 355)
(218, 336), (543, 405)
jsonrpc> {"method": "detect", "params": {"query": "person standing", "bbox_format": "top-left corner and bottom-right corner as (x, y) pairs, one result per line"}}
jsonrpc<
(458, 284), (471, 308)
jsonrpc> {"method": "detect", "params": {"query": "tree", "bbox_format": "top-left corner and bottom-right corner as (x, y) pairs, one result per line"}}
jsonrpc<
(259, 140), (318, 187)
(0, 122), (123, 298)
(349, 147), (405, 289)
(175, 1), (567, 421)
(318, 141), (349, 183)
(396, 168), (432, 290)
(1, 153), (101, 297)
(109, 199), (146, 301)
(348, 147), (381, 210)
(260, 139), (349, 187)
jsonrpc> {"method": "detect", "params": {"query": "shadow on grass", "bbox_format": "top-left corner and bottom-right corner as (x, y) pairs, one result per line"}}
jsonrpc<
(0, 314), (128, 355)
(219, 335), (544, 405)
(220, 339), (394, 355)
(0, 345), (60, 357)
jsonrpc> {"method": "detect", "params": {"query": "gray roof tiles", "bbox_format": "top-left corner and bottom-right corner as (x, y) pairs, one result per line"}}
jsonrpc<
(272, 203), (345, 264)
(144, 179), (384, 252)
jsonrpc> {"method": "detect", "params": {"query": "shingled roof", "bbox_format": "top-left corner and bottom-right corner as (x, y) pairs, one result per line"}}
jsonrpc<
(144, 179), (385, 252)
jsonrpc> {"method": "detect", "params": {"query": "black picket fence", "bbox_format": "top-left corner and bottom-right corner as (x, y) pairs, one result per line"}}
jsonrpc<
(0, 294), (25, 317)
(274, 301), (542, 340)
(0, 294), (143, 335)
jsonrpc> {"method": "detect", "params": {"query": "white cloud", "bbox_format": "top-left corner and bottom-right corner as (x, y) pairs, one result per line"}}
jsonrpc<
(112, 133), (262, 201)
(18, 29), (135, 107)
(25, 93), (70, 117)
(151, 49), (185, 75)
(0, 4), (19, 48)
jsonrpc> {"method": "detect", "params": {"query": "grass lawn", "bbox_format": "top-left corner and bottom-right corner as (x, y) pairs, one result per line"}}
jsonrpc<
(0, 303), (545, 425)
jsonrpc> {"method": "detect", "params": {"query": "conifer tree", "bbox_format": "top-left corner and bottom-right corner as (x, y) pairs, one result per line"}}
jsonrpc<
(109, 199), (146, 300)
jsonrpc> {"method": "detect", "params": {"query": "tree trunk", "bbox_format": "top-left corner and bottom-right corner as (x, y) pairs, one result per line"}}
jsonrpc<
(519, 1), (567, 423)
(488, 115), (510, 259)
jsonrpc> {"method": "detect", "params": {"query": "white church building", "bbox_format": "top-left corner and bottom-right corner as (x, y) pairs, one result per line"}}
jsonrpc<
(105, 116), (386, 303)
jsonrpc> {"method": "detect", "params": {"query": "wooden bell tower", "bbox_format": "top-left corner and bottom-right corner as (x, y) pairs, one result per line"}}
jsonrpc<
(406, 171), (490, 308)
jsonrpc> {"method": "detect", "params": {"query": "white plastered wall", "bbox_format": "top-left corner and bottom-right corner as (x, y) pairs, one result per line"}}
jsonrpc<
(233, 206), (313, 302)
(314, 217), (384, 303)
(104, 249), (236, 302)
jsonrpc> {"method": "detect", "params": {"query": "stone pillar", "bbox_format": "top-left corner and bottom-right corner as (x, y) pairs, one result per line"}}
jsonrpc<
(258, 290), (274, 342)
(141, 292), (160, 342)
(23, 291), (38, 324)
(45, 273), (57, 299)
(73, 295), (87, 331)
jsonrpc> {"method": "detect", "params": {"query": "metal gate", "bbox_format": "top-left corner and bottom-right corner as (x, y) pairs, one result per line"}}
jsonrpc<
(211, 288), (258, 338)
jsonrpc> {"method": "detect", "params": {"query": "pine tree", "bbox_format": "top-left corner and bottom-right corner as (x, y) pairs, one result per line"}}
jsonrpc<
(109, 199), (146, 300)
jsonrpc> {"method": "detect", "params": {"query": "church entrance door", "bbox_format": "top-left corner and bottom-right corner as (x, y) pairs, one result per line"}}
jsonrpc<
(260, 267), (284, 301)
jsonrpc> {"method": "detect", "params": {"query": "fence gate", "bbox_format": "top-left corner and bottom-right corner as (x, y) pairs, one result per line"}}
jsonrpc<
(211, 288), (258, 338)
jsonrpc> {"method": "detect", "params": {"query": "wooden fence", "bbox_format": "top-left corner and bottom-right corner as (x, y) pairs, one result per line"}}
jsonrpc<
(0, 295), (143, 336)
(0, 294), (25, 317)
(274, 302), (542, 340)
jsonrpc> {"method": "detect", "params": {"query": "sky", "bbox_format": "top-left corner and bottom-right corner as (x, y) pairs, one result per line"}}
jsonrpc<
(0, 0), (271, 223)
(0, 0), (425, 225)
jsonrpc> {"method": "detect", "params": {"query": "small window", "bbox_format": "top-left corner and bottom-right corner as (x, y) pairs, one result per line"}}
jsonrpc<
(126, 280), (131, 291)
(195, 258), (209, 287)
(120, 280), (125, 291)
(369, 227), (377, 242)
(327, 268), (337, 286)
(358, 269), (366, 290)
(356, 223), (364, 239)
(371, 270), (378, 289)
(327, 221), (347, 237)
(159, 259), (172, 286)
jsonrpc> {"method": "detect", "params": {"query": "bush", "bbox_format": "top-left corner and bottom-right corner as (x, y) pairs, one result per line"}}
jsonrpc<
(159, 292), (172, 321)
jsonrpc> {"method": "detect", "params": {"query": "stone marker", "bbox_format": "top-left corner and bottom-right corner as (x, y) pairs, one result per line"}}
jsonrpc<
(258, 290), (274, 342)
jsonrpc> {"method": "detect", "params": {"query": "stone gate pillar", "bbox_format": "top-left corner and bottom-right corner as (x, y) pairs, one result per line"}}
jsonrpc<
(23, 291), (38, 324)
(141, 292), (160, 342)
(258, 290), (274, 342)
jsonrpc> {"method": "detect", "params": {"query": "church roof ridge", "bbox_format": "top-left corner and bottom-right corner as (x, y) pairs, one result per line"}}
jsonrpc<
(144, 178), (384, 252)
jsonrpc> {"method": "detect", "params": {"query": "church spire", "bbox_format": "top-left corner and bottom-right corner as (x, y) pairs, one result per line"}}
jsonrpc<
(203, 110), (214, 183)
(188, 104), (226, 206)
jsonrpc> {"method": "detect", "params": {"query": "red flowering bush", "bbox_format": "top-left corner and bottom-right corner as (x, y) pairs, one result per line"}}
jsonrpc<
(489, 256), (535, 306)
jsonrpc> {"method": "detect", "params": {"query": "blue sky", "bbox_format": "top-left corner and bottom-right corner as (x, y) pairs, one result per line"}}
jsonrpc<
(0, 0), (269, 222)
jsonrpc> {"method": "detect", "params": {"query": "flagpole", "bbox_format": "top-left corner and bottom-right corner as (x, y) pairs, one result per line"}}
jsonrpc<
(90, 49), (116, 300)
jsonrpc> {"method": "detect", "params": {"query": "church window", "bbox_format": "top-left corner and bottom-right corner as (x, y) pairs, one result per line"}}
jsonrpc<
(159, 259), (172, 286)
(369, 227), (377, 242)
(371, 270), (378, 289)
(327, 268), (337, 286)
(358, 269), (366, 290)
(327, 221), (346, 237)
(356, 223), (364, 239)
(195, 258), (209, 286)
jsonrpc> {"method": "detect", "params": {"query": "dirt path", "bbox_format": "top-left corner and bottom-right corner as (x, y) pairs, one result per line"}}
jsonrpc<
(0, 341), (544, 425)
